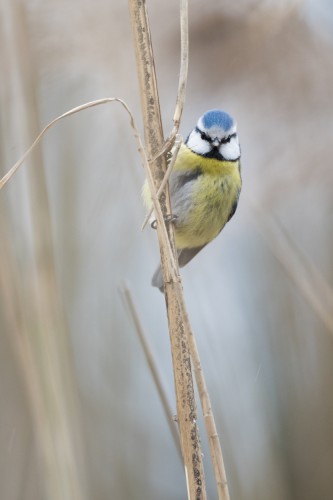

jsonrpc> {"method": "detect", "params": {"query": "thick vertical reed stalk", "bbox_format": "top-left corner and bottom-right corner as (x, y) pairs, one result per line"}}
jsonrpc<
(131, 2), (230, 494)
(128, 1), (206, 498)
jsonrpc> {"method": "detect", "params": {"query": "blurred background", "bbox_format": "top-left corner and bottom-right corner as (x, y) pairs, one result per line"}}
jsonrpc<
(1, 0), (333, 499)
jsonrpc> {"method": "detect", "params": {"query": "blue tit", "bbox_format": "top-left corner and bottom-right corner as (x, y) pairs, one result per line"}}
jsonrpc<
(143, 109), (242, 292)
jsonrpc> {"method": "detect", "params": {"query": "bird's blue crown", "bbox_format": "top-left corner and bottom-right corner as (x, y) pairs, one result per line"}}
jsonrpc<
(201, 109), (234, 132)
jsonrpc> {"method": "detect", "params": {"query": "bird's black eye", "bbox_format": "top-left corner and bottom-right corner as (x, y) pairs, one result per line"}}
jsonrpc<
(221, 135), (231, 144)
(195, 127), (210, 142)
(200, 131), (210, 142)
(221, 132), (237, 144)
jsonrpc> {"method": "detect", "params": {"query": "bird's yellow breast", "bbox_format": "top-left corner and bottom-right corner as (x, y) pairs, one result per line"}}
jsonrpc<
(172, 145), (241, 249)
(142, 144), (241, 249)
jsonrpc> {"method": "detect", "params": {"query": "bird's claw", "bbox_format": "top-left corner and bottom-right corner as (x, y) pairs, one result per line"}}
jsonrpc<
(151, 214), (178, 230)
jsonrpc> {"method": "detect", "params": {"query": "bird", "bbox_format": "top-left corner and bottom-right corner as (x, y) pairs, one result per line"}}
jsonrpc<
(143, 109), (242, 292)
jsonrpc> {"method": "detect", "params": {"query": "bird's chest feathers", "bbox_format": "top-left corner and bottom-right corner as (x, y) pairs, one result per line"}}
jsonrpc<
(191, 169), (237, 228)
(172, 154), (241, 247)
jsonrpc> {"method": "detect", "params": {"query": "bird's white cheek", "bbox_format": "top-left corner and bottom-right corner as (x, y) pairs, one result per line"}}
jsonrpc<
(220, 138), (240, 160)
(186, 132), (211, 155)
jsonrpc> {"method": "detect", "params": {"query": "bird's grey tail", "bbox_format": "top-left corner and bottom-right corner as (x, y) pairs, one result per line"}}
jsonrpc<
(151, 246), (205, 293)
(151, 265), (164, 293)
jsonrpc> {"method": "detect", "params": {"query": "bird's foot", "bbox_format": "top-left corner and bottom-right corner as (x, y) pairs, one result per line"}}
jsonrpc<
(151, 214), (178, 229)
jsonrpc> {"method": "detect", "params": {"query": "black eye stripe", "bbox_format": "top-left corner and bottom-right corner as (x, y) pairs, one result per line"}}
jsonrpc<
(195, 127), (210, 142)
(196, 127), (237, 144)
(221, 132), (237, 144)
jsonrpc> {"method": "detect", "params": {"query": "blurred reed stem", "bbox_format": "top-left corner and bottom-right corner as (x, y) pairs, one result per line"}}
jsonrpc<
(120, 283), (183, 461)
(1, 1), (86, 498)
(249, 199), (333, 337)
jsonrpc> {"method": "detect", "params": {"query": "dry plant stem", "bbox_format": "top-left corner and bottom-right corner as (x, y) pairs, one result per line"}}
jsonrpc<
(132, 0), (229, 496)
(182, 306), (230, 500)
(0, 98), (136, 189)
(154, 0), (189, 159)
(173, 0), (189, 128)
(0, 94), (177, 282)
(120, 284), (182, 462)
(0, 96), (174, 274)
(139, 0), (230, 493)
(141, 136), (182, 231)
(128, 1), (206, 499)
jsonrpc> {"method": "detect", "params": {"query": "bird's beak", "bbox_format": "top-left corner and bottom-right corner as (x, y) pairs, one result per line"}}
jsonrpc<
(212, 138), (220, 147)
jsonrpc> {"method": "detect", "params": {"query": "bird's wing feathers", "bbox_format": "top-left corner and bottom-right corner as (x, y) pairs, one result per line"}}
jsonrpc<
(177, 246), (207, 267)
(151, 265), (164, 292)
(227, 195), (239, 223)
(152, 191), (238, 292)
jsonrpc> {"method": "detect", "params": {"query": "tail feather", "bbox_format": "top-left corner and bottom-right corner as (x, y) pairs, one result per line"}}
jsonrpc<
(151, 245), (206, 293)
(151, 265), (164, 293)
